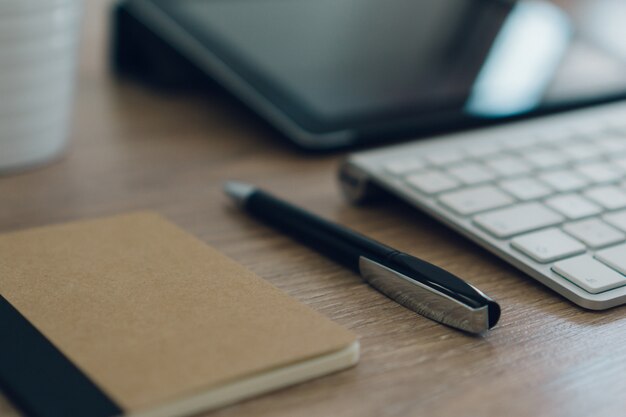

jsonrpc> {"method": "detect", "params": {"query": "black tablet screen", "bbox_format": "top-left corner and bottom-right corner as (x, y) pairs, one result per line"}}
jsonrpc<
(152, 0), (626, 135)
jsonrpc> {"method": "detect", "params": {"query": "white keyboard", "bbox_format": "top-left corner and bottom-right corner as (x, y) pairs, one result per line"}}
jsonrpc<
(340, 102), (626, 310)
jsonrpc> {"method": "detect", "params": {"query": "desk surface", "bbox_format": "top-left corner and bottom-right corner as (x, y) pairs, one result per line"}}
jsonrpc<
(2, 2), (626, 416)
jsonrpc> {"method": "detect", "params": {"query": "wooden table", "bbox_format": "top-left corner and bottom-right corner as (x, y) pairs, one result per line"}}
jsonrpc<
(2, 2), (626, 416)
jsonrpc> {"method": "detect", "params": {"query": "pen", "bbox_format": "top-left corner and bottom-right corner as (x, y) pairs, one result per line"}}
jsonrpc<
(224, 181), (500, 334)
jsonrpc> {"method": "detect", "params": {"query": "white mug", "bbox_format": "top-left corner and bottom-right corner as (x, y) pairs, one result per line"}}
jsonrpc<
(0, 0), (82, 172)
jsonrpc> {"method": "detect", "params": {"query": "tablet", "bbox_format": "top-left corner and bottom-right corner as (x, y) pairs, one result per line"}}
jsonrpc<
(117, 0), (626, 150)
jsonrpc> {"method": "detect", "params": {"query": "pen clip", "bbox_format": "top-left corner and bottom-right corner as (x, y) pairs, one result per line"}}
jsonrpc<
(359, 257), (498, 334)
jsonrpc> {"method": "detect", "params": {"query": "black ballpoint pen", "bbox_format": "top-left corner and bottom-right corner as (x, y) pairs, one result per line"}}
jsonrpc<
(224, 181), (500, 334)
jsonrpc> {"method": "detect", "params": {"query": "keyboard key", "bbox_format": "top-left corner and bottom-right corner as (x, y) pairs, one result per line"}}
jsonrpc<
(538, 170), (588, 192)
(544, 194), (602, 220)
(447, 163), (495, 185)
(603, 209), (626, 232)
(425, 151), (465, 166)
(562, 143), (603, 161)
(609, 121), (626, 134)
(465, 143), (501, 158)
(511, 228), (585, 263)
(485, 156), (533, 177)
(596, 135), (626, 154)
(473, 202), (564, 238)
(563, 219), (625, 248)
(498, 177), (552, 201)
(439, 185), (514, 216)
(503, 135), (538, 150)
(385, 158), (425, 175)
(596, 244), (626, 277)
(574, 123), (606, 137)
(553, 255), (626, 294)
(575, 162), (623, 183)
(540, 130), (574, 144)
(611, 156), (626, 171)
(406, 171), (459, 194)
(584, 186), (626, 210)
(521, 149), (567, 169)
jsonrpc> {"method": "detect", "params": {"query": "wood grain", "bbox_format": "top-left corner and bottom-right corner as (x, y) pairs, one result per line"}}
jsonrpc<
(1, 1), (625, 416)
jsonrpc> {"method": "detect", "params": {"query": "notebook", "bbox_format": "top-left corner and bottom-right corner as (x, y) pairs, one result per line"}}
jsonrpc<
(0, 212), (359, 417)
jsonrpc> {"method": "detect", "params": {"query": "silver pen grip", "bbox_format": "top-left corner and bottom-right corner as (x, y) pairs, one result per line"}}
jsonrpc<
(359, 257), (491, 334)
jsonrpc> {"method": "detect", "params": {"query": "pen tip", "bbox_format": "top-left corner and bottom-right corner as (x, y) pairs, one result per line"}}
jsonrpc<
(223, 181), (256, 205)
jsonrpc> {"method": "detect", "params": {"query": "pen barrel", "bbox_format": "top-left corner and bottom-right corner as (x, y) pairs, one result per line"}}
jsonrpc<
(245, 191), (396, 272)
(239, 187), (501, 332)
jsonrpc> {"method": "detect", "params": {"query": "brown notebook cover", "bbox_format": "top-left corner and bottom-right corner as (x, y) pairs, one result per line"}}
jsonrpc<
(0, 212), (359, 417)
